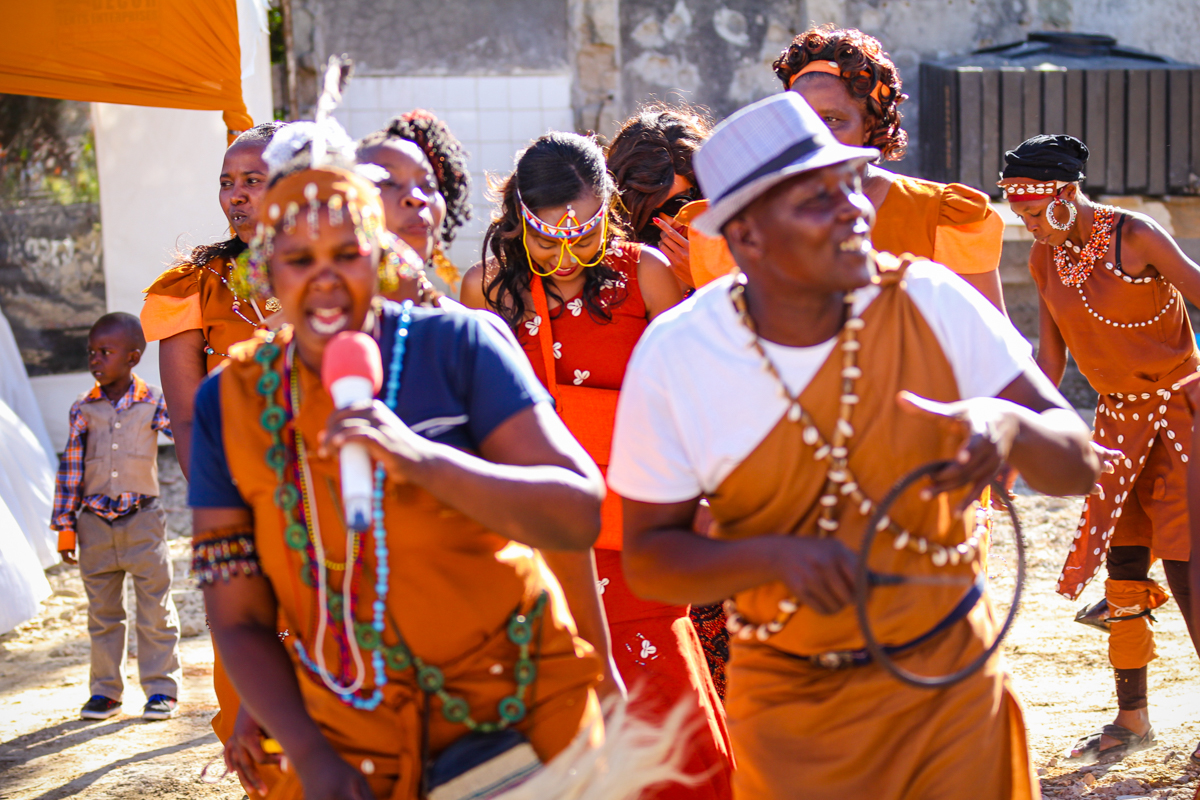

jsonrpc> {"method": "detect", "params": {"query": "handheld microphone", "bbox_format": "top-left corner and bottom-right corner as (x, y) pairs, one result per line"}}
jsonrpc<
(321, 332), (384, 532)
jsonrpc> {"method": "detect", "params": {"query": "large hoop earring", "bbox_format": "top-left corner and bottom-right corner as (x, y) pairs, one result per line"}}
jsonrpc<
(1047, 197), (1077, 231)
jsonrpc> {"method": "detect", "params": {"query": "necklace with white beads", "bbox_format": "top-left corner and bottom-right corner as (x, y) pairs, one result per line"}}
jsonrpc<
(723, 272), (981, 642)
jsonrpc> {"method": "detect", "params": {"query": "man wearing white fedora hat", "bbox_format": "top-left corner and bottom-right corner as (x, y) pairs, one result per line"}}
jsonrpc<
(608, 92), (1102, 799)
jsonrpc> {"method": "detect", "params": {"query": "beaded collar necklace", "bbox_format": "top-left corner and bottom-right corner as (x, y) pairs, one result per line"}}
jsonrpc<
(1054, 205), (1116, 288)
(723, 271), (982, 641)
(257, 304), (545, 724)
(202, 257), (281, 358)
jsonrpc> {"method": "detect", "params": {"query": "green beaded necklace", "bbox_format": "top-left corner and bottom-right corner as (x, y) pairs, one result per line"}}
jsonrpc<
(254, 326), (545, 728)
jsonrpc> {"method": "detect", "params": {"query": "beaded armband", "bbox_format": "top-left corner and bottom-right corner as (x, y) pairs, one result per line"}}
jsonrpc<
(192, 525), (261, 585)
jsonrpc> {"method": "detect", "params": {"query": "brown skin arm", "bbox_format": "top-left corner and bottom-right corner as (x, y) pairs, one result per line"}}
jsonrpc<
(539, 549), (625, 700)
(958, 268), (1008, 315)
(198, 508), (375, 800)
(458, 262), (488, 310)
(323, 401), (604, 550)
(622, 368), (1099, 612)
(159, 330), (208, 479)
(1121, 215), (1200, 307)
(635, 246), (685, 320)
(1034, 293), (1069, 387)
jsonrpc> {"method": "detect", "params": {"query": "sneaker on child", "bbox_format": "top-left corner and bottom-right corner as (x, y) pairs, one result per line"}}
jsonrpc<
(80, 695), (122, 720)
(142, 694), (177, 720)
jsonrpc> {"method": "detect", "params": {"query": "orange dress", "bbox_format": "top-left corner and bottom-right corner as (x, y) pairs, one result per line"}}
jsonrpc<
(201, 324), (601, 800)
(141, 255), (270, 371)
(141, 254), (270, 745)
(514, 244), (734, 800)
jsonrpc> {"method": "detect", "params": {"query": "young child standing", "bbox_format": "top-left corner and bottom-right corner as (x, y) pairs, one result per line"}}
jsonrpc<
(52, 312), (182, 721)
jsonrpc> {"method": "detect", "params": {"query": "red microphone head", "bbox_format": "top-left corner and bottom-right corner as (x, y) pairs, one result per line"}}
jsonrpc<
(322, 331), (383, 394)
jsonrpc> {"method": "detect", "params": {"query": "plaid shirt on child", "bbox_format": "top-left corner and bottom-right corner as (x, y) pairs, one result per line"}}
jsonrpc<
(51, 375), (172, 534)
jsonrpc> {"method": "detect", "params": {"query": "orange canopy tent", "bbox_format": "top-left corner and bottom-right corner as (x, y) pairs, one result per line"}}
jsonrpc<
(0, 0), (253, 140)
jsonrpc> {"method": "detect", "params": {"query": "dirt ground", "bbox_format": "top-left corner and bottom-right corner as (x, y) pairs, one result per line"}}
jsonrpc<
(1, 450), (1198, 799)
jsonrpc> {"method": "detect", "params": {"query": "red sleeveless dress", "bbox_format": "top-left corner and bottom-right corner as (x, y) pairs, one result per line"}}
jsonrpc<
(515, 243), (733, 800)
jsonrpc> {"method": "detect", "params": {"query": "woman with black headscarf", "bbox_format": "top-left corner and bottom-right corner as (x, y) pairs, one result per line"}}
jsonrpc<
(1001, 134), (1200, 764)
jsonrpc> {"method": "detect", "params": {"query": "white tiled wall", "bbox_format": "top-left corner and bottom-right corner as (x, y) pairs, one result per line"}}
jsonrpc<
(333, 74), (575, 283)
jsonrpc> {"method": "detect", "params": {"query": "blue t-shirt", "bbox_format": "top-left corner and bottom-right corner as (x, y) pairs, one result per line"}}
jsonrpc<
(189, 302), (550, 509)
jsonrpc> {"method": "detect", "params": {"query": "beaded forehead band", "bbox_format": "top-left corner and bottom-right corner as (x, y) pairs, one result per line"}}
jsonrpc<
(517, 187), (605, 241)
(997, 179), (1070, 202)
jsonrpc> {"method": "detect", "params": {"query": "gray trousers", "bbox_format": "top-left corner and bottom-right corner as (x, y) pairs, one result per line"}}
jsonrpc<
(77, 501), (181, 700)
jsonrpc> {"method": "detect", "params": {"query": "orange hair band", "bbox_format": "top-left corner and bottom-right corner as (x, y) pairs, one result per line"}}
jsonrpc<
(789, 60), (893, 104)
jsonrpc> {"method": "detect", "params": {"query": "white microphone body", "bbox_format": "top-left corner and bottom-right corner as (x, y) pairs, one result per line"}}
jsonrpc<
(330, 375), (376, 531)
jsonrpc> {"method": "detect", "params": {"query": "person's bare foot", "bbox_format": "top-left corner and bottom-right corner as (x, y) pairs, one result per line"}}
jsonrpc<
(1099, 709), (1151, 753)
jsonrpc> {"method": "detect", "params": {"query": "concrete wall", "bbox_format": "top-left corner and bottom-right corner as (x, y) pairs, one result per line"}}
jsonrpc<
(331, 74), (574, 272)
(29, 1), (273, 451)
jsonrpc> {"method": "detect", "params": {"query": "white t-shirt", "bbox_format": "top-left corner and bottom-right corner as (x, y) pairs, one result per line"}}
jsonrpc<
(607, 261), (1036, 504)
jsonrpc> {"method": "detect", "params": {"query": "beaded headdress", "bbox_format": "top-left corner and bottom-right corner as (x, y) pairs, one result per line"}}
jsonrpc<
(517, 187), (606, 241)
(996, 178), (1069, 202)
(232, 167), (423, 300)
(231, 56), (423, 299)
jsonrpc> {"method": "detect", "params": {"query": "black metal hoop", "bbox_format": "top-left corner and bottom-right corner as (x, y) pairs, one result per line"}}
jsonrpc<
(854, 460), (1025, 689)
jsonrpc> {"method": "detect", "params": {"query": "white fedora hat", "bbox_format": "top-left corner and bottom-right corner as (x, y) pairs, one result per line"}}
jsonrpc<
(692, 93), (878, 237)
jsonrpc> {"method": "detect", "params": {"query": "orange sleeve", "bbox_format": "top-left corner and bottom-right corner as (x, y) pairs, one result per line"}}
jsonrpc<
(141, 293), (203, 343)
(675, 199), (738, 288)
(932, 185), (1004, 275)
(57, 529), (75, 552)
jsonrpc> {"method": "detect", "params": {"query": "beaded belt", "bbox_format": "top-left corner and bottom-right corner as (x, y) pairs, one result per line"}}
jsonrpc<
(796, 578), (984, 670)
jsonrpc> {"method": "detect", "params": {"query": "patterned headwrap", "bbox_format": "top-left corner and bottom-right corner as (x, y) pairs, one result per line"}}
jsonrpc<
(517, 187), (606, 241)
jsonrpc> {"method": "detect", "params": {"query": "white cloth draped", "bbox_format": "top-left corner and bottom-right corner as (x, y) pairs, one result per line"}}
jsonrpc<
(0, 310), (55, 466)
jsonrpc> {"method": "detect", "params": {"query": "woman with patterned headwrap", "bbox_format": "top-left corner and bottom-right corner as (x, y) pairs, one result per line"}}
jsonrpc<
(190, 138), (616, 798)
(1001, 133), (1200, 763)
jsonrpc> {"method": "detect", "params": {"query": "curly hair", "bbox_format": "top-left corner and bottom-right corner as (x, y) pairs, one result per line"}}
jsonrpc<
(358, 109), (471, 245)
(482, 131), (628, 331)
(607, 104), (712, 245)
(184, 122), (284, 268)
(772, 25), (908, 161)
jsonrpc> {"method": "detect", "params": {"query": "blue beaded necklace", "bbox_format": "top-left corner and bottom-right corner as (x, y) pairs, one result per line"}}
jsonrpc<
(293, 300), (412, 710)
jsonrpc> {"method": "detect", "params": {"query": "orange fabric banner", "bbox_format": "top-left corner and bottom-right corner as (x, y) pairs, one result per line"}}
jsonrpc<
(0, 0), (252, 137)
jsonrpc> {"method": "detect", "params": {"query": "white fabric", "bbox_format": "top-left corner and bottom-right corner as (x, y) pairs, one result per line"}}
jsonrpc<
(0, 501), (50, 634)
(608, 261), (1035, 504)
(0, 399), (58, 567)
(0, 310), (56, 466)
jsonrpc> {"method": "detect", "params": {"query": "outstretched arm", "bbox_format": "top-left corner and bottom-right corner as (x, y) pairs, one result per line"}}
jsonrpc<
(898, 366), (1101, 508)
(323, 401), (604, 550)
(621, 495), (857, 612)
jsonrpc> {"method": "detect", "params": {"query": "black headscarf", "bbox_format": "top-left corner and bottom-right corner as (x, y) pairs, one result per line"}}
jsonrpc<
(1001, 134), (1088, 182)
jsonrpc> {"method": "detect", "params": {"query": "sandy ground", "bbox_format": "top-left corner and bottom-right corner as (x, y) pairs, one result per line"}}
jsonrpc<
(1, 450), (1198, 799)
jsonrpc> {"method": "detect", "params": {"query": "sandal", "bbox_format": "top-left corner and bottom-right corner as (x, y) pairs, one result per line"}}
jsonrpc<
(1068, 724), (1156, 762)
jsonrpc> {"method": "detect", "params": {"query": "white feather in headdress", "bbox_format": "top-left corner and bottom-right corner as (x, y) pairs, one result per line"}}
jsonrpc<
(261, 55), (358, 177)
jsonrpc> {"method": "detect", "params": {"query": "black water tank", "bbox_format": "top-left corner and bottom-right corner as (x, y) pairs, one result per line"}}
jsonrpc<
(919, 32), (1200, 197)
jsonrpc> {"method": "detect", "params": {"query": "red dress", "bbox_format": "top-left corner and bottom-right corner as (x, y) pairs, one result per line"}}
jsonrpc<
(516, 243), (733, 799)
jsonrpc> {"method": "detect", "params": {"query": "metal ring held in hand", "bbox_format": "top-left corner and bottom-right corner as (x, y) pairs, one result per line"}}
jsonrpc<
(854, 460), (1025, 689)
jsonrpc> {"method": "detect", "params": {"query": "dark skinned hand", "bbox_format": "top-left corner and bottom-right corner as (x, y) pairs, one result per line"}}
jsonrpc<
(897, 391), (1020, 515)
(318, 400), (425, 483)
(223, 707), (280, 797)
(775, 537), (859, 615)
(652, 216), (694, 289)
(59, 549), (77, 566)
(296, 746), (376, 800)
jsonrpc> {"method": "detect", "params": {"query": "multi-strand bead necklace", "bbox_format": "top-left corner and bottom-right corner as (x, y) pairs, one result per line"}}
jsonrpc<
(1055, 205), (1174, 329)
(202, 260), (281, 358)
(260, 304), (543, 727)
(722, 272), (981, 642)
